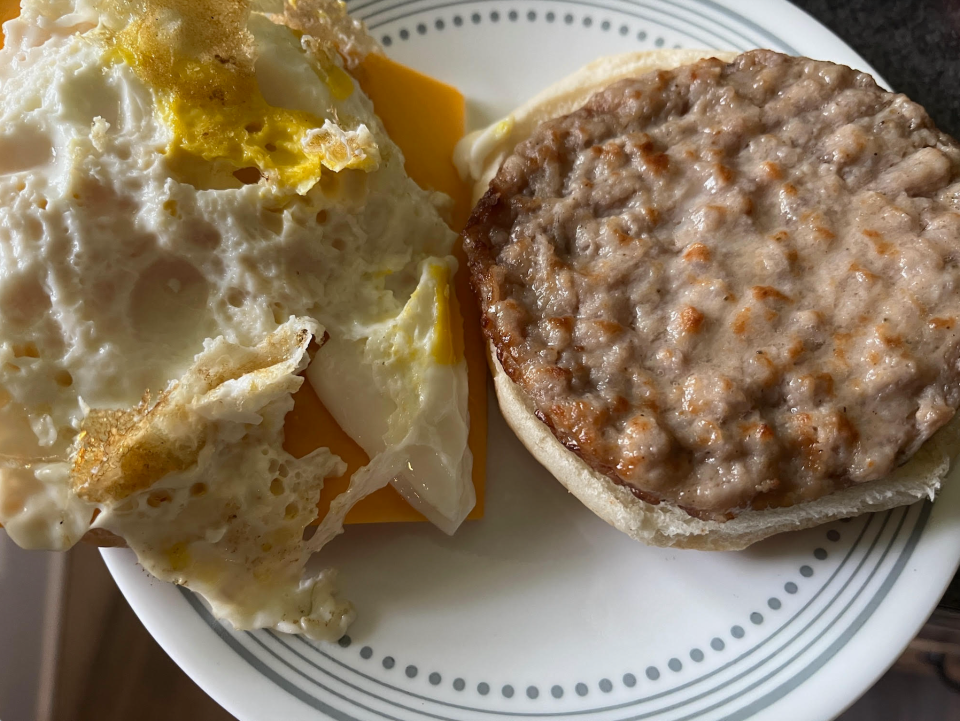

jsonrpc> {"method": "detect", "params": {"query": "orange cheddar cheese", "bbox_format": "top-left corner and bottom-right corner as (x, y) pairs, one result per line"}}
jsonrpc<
(284, 374), (455, 523)
(0, 0), (15, 48)
(352, 53), (475, 229)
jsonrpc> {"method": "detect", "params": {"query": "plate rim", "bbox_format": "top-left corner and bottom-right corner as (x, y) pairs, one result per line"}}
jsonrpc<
(102, 1), (958, 719)
(170, 506), (925, 717)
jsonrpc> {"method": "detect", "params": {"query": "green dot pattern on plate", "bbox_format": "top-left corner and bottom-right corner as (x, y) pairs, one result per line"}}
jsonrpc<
(527, 686), (539, 699)
(478, 683), (489, 695)
(405, 665), (417, 678)
(646, 667), (660, 681)
(382, 656), (395, 670)
(502, 685), (514, 698)
(690, 648), (705, 662)
(551, 685), (563, 698)
(576, 683), (588, 696)
(668, 658), (682, 672)
(599, 678), (613, 692)
(731, 625), (745, 639)
(623, 673), (637, 687)
(430, 672), (442, 686)
(751, 612), (764, 625)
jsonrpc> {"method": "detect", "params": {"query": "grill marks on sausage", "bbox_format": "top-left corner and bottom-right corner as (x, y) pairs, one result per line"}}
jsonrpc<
(464, 50), (960, 519)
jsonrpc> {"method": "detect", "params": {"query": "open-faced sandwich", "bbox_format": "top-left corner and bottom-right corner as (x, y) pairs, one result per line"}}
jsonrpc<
(459, 48), (960, 550)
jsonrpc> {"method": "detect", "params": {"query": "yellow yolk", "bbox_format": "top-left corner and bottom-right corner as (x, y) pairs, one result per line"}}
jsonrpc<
(430, 263), (463, 366)
(324, 64), (356, 101)
(108, 1), (372, 192)
(159, 89), (331, 191)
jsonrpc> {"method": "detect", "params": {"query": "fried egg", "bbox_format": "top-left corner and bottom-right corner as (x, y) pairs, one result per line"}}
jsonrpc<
(0, 0), (473, 640)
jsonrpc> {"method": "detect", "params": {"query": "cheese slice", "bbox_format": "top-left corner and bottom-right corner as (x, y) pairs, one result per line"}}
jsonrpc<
(0, 0), (15, 48)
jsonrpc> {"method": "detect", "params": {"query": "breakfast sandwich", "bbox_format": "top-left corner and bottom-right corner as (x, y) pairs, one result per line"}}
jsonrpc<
(0, 0), (478, 640)
(459, 49), (960, 550)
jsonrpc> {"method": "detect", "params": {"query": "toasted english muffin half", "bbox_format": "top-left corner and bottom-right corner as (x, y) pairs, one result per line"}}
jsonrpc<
(460, 49), (960, 549)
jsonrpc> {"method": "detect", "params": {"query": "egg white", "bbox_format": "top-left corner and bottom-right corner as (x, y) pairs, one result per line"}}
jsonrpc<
(0, 0), (473, 639)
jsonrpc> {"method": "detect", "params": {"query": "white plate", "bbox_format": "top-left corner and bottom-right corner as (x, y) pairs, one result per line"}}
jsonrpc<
(103, 2), (960, 720)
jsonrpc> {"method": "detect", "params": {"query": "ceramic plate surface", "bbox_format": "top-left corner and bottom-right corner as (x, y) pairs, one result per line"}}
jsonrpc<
(103, 2), (960, 720)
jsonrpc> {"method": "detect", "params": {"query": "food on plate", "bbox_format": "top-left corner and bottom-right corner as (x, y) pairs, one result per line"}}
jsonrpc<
(459, 49), (960, 550)
(0, 0), (481, 640)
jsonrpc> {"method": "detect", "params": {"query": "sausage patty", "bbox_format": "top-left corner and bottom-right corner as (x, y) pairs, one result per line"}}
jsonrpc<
(463, 49), (960, 520)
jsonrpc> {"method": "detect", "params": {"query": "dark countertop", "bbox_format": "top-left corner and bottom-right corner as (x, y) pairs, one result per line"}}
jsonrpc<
(789, 0), (960, 138)
(789, 0), (960, 612)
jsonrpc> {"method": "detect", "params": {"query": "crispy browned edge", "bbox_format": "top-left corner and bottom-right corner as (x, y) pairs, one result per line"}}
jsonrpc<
(82, 529), (127, 547)
(462, 180), (672, 512)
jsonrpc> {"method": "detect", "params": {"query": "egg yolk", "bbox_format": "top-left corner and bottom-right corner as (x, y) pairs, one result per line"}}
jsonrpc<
(430, 263), (464, 365)
(108, 0), (372, 192)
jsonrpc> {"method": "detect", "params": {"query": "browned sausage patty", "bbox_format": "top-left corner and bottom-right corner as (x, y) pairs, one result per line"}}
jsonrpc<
(463, 49), (960, 521)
